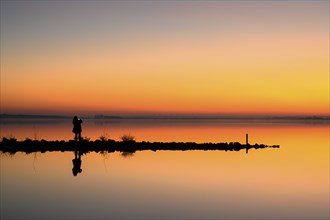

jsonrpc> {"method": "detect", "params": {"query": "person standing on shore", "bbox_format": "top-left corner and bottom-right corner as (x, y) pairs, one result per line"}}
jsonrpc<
(72, 116), (83, 141)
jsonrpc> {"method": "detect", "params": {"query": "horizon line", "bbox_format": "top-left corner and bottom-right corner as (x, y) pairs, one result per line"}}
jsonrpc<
(0, 113), (329, 120)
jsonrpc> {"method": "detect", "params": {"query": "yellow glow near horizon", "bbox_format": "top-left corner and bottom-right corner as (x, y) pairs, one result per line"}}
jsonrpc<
(1, 1), (329, 116)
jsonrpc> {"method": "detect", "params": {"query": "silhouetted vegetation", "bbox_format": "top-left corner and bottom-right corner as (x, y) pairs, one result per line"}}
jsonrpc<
(99, 131), (110, 142)
(82, 136), (91, 142)
(0, 137), (279, 155)
(120, 134), (135, 142)
(99, 135), (108, 142)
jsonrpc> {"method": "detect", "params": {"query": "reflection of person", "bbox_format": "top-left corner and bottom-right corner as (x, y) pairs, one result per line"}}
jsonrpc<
(72, 116), (83, 141)
(72, 151), (82, 176)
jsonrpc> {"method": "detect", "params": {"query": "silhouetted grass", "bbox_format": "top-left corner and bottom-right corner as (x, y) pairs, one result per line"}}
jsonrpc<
(99, 135), (108, 142)
(82, 136), (91, 141)
(99, 131), (110, 142)
(120, 134), (135, 142)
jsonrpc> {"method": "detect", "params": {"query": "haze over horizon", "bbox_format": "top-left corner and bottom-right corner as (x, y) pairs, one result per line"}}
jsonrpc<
(0, 112), (328, 119)
(1, 1), (329, 116)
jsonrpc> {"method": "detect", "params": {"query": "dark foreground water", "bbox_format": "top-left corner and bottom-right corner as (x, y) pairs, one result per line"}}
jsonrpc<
(1, 119), (329, 219)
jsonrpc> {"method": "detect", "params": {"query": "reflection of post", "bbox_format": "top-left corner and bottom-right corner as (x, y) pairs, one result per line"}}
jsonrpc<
(246, 133), (249, 154)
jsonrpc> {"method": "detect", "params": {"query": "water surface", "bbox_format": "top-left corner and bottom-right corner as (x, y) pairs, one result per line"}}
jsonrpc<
(1, 119), (329, 219)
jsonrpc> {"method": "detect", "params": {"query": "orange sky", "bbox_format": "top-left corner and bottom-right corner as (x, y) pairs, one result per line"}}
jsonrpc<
(1, 1), (329, 116)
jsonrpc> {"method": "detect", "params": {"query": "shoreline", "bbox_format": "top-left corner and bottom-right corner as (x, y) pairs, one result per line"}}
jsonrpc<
(0, 138), (279, 154)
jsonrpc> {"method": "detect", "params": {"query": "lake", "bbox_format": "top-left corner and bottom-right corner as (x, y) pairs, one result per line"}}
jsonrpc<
(0, 118), (329, 219)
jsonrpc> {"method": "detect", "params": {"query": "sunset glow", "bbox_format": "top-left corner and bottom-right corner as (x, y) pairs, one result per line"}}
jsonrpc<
(1, 1), (329, 116)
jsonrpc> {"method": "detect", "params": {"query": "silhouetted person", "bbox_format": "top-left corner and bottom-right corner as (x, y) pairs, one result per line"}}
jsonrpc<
(72, 116), (82, 141)
(72, 151), (82, 176)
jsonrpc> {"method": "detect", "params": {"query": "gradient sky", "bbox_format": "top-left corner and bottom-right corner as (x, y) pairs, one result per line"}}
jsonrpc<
(1, 1), (329, 116)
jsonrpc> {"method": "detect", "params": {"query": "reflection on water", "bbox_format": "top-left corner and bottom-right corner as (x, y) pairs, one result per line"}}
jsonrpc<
(121, 151), (135, 158)
(72, 151), (83, 176)
(0, 120), (329, 219)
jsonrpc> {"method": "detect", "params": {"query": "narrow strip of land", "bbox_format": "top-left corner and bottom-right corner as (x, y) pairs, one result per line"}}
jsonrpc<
(0, 138), (279, 154)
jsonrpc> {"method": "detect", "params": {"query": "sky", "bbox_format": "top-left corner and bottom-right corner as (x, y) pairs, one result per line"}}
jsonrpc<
(1, 1), (329, 116)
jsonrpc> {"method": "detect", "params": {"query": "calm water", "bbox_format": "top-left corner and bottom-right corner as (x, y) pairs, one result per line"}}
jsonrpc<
(1, 119), (329, 219)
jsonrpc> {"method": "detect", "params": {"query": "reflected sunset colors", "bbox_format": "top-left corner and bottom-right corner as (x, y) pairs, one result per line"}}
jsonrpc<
(1, 120), (329, 219)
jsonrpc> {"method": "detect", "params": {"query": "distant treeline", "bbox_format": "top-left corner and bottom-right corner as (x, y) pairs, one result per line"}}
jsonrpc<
(0, 114), (68, 119)
(0, 114), (121, 119)
(0, 114), (329, 120)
